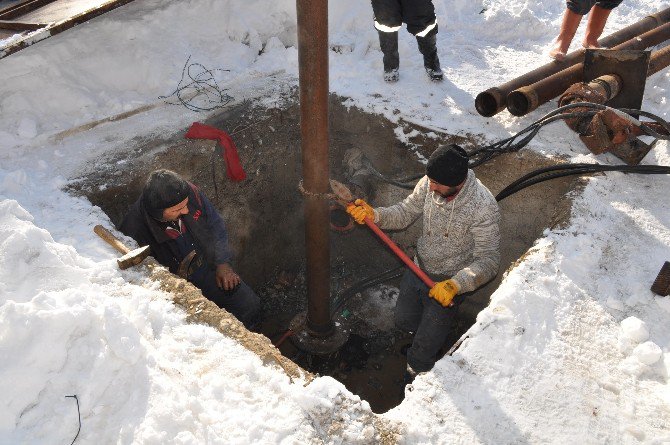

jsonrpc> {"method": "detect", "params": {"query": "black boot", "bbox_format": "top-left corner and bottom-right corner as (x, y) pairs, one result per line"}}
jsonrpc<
(378, 30), (399, 82)
(416, 33), (443, 81)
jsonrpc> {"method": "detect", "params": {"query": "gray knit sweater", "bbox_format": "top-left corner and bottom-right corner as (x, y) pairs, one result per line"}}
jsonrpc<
(373, 170), (501, 293)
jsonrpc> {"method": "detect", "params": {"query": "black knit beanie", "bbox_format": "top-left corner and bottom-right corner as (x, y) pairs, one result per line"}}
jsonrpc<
(142, 169), (190, 220)
(426, 144), (469, 186)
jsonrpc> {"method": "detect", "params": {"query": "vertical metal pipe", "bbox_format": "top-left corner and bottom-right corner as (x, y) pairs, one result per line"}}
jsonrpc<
(297, 0), (333, 335)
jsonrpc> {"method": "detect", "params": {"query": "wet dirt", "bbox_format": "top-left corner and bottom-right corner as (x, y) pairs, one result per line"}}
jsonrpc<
(70, 92), (579, 414)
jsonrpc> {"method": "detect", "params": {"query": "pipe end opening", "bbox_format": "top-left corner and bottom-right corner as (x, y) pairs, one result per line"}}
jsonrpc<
(475, 89), (504, 117)
(507, 91), (532, 117)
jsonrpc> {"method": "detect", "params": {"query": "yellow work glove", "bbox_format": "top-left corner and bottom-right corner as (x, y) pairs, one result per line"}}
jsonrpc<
(429, 279), (460, 307)
(346, 199), (375, 224)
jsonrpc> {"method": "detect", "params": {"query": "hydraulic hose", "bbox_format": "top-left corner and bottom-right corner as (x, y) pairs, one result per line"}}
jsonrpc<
(330, 266), (404, 316)
(351, 104), (670, 207)
(495, 164), (670, 201)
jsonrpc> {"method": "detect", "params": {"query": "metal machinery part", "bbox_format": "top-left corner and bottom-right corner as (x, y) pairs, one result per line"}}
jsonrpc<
(289, 311), (349, 354)
(651, 262), (670, 296)
(557, 48), (670, 164)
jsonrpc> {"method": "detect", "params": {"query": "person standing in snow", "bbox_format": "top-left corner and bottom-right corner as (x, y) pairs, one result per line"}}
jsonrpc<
(347, 145), (500, 376)
(549, 0), (623, 61)
(120, 169), (260, 328)
(371, 0), (443, 82)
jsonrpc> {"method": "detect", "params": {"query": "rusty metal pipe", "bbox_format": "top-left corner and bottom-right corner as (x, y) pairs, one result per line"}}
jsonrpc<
(557, 45), (670, 111)
(566, 45), (670, 106)
(507, 22), (670, 116)
(297, 0), (333, 336)
(648, 43), (670, 76)
(588, 74), (622, 102)
(557, 74), (622, 135)
(475, 7), (670, 117)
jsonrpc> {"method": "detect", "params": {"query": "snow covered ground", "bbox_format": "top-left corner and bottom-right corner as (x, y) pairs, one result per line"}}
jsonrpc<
(1, 0), (669, 443)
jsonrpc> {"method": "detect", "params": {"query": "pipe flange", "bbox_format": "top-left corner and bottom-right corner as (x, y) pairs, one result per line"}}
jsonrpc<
(289, 311), (350, 355)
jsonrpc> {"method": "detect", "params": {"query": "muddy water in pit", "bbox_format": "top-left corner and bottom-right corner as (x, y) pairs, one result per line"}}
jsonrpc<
(71, 94), (578, 413)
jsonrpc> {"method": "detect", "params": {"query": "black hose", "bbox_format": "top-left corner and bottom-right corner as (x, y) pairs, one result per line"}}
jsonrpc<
(496, 168), (602, 201)
(331, 266), (404, 316)
(496, 164), (670, 201)
(496, 163), (604, 197)
(367, 168), (419, 189)
(618, 108), (670, 137)
(469, 103), (670, 167)
(360, 156), (420, 189)
(468, 107), (601, 167)
(357, 103), (669, 198)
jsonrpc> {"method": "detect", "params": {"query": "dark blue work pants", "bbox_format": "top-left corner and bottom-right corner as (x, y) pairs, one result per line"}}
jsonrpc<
(190, 267), (261, 329)
(395, 270), (466, 372)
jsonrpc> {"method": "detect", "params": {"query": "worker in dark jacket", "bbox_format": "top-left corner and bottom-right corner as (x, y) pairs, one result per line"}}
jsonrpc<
(120, 169), (260, 328)
(372, 0), (443, 82)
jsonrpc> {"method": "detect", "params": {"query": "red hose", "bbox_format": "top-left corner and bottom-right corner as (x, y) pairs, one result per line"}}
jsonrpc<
(274, 329), (294, 347)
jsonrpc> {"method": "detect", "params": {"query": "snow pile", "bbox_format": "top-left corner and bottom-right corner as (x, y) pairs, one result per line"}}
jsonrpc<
(0, 0), (669, 443)
(395, 164), (670, 443)
(0, 198), (385, 443)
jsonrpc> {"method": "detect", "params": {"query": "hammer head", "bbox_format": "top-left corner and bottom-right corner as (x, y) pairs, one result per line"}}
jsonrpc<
(117, 245), (151, 270)
(329, 179), (354, 203)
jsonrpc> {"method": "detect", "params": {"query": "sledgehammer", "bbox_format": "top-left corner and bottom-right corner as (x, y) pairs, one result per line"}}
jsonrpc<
(329, 180), (436, 289)
(94, 225), (151, 270)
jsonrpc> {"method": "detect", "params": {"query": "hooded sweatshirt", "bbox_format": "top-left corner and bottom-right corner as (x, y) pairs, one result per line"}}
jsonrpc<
(374, 170), (500, 293)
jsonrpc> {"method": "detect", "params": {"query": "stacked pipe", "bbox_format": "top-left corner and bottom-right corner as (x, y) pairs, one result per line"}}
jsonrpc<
(474, 7), (670, 117)
(507, 22), (670, 116)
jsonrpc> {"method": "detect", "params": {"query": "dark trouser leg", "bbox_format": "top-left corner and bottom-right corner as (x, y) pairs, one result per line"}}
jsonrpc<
(395, 270), (458, 372)
(395, 270), (424, 384)
(371, 0), (402, 81)
(378, 30), (400, 82)
(416, 32), (443, 81)
(400, 0), (441, 80)
(190, 268), (261, 329)
(406, 293), (457, 372)
(395, 270), (425, 333)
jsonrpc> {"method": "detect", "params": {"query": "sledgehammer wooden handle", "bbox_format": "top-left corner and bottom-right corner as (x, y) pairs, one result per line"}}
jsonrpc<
(363, 217), (436, 289)
(94, 225), (131, 255)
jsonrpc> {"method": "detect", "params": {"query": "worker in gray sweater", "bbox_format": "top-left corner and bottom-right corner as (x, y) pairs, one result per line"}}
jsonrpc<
(347, 144), (500, 375)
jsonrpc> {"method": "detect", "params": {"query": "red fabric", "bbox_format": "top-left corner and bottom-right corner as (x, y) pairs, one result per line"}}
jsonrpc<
(185, 122), (246, 181)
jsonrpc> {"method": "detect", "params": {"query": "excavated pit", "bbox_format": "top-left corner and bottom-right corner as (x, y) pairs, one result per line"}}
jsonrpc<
(70, 94), (578, 414)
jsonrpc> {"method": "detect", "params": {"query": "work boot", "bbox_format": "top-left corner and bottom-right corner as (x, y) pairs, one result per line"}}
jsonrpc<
(583, 5), (612, 49)
(549, 8), (582, 61)
(416, 33), (443, 81)
(378, 30), (399, 82)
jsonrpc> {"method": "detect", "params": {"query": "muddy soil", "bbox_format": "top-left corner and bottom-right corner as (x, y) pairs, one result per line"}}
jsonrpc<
(70, 93), (578, 413)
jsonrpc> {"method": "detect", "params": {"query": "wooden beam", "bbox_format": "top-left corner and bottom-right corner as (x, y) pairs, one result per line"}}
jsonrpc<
(0, 20), (47, 31)
(50, 0), (135, 33)
(0, 0), (136, 60)
(0, 0), (57, 20)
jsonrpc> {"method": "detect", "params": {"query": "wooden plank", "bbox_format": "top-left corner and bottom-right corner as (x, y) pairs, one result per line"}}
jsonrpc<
(50, 0), (134, 33)
(0, 0), (57, 20)
(0, 20), (47, 30)
(0, 0), (135, 59)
